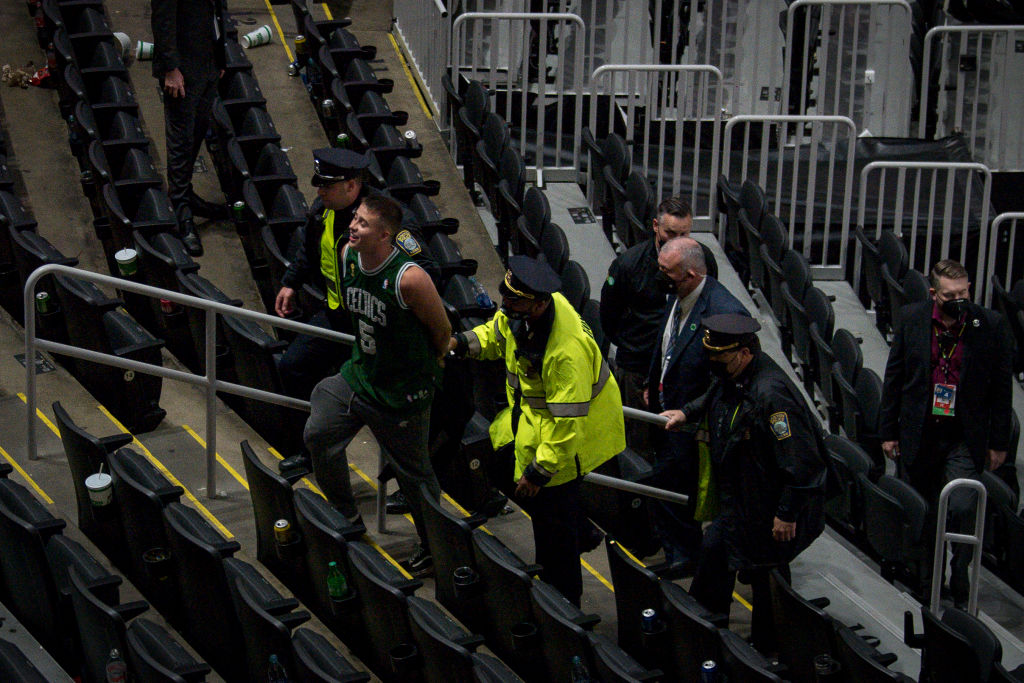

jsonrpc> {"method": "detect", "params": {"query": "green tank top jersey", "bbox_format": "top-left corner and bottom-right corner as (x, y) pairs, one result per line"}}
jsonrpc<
(339, 246), (440, 413)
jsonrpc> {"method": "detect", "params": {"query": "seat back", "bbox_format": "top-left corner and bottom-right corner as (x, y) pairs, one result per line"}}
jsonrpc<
(529, 581), (599, 682)
(418, 484), (482, 627)
(834, 624), (909, 682)
(660, 581), (723, 681)
(124, 618), (211, 683)
(291, 627), (370, 683)
(407, 595), (479, 683)
(768, 569), (835, 680)
(604, 539), (663, 667)
(855, 226), (888, 321)
(68, 567), (146, 683)
(860, 474), (927, 585)
(241, 440), (304, 586)
(538, 222), (569, 275)
(854, 368), (884, 462)
(824, 434), (873, 535)
(919, 606), (987, 683)
(587, 631), (663, 682)
(878, 231), (908, 281)
(718, 628), (782, 682)
(233, 574), (309, 682)
(903, 268), (931, 304)
(580, 452), (660, 559)
(805, 286), (835, 390)
(558, 260), (590, 313)
(940, 607), (1002, 682)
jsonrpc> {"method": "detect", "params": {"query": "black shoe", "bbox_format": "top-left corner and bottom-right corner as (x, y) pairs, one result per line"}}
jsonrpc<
(403, 545), (434, 577)
(579, 522), (605, 554)
(187, 191), (228, 220)
(385, 490), (410, 515)
(279, 453), (311, 473)
(179, 219), (204, 256)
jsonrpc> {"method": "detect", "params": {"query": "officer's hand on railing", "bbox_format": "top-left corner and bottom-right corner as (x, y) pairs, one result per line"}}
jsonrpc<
(660, 410), (687, 431)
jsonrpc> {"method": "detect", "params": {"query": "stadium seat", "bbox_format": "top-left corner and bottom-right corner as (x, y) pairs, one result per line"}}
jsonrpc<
(471, 529), (544, 680)
(473, 113), (509, 213)
(580, 128), (607, 225)
(604, 538), (668, 668)
(495, 146), (526, 263)
(581, 298), (609, 357)
(587, 631), (663, 682)
(602, 134), (630, 247)
(407, 595), (486, 682)
(213, 103), (282, 160)
(806, 286), (836, 396)
(834, 624), (913, 682)
(529, 581), (602, 681)
(537, 222), (569, 275)
(778, 249), (811, 360)
(623, 172), (655, 248)
(385, 156), (439, 200)
(418, 484), (487, 629)
(717, 628), (783, 682)
(902, 268), (931, 305)
(823, 434), (873, 538)
(174, 270), (243, 376)
(753, 213), (786, 297)
(859, 474), (928, 590)
(0, 639), (50, 683)
(291, 628), (370, 683)
(829, 329), (863, 436)
(659, 580), (727, 680)
(558, 260), (590, 313)
(232, 573), (311, 682)
(768, 569), (837, 681)
(980, 471), (1018, 577)
(107, 446), (183, 620)
(68, 567), (148, 683)
(124, 618), (211, 683)
(60, 66), (137, 123)
(847, 368), (884, 466)
(513, 186), (550, 257)
(855, 225), (889, 330)
(581, 451), (660, 559)
(101, 185), (177, 255)
(990, 275), (1024, 379)
(469, 653), (523, 682)
(452, 80), (488, 199)
(9, 226), (78, 327)
(905, 605), (1024, 683)
(781, 260), (814, 375)
(345, 92), (409, 153)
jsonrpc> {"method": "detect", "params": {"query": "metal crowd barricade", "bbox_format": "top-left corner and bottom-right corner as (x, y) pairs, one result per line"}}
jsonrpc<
(920, 25), (1024, 172)
(721, 114), (857, 278)
(782, 0), (914, 136)
(985, 212), (1024, 308)
(451, 11), (585, 183)
(853, 161), (992, 301)
(394, 0), (450, 124)
(588, 64), (723, 225)
(25, 263), (689, 510)
(930, 478), (986, 616)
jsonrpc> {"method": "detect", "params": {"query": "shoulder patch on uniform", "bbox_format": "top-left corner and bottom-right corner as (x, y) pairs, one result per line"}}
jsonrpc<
(395, 229), (421, 255)
(769, 412), (791, 440)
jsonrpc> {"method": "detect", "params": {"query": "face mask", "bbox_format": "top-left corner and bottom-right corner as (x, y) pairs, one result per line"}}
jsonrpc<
(940, 298), (969, 320)
(709, 359), (733, 380)
(501, 305), (531, 321)
(655, 271), (678, 295)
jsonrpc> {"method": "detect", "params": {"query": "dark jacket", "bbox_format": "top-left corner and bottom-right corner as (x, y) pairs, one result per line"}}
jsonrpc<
(600, 239), (667, 372)
(685, 353), (826, 564)
(879, 300), (1014, 472)
(151, 0), (227, 82)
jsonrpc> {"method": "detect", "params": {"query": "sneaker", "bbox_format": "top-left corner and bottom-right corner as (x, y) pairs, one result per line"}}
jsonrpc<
(385, 490), (410, 515)
(404, 545), (434, 577)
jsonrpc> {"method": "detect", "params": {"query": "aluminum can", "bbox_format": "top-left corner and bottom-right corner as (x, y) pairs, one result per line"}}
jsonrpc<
(274, 518), (292, 544)
(294, 34), (307, 57)
(701, 660), (718, 682)
(640, 608), (657, 633)
(404, 129), (417, 143)
(160, 299), (175, 314)
(335, 133), (350, 149)
(35, 291), (50, 314)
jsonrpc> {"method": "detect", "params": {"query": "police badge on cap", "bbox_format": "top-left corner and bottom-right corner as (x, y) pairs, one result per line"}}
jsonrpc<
(311, 148), (370, 187)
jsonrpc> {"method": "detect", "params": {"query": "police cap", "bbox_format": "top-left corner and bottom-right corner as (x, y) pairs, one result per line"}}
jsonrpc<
(499, 255), (561, 301)
(701, 313), (761, 352)
(311, 148), (370, 186)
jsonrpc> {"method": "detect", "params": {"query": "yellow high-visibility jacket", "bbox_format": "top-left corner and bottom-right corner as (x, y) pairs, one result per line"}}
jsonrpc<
(465, 293), (626, 487)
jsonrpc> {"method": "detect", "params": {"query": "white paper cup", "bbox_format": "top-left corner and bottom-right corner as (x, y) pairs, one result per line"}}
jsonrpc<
(113, 32), (131, 59)
(115, 248), (137, 276)
(241, 25), (273, 49)
(135, 40), (154, 61)
(85, 472), (113, 507)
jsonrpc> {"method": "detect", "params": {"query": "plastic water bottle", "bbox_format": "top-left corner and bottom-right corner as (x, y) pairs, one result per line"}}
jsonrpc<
(327, 561), (350, 600)
(469, 277), (493, 309)
(105, 648), (127, 683)
(570, 655), (592, 682)
(267, 653), (288, 682)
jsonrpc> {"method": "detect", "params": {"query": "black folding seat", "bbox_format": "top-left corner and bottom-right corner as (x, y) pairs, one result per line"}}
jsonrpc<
(323, 63), (392, 142)
(623, 171), (655, 248)
(217, 139), (296, 205)
(405, 193), (459, 240)
(0, 639), (50, 683)
(68, 567), (149, 683)
(538, 222), (569, 275)
(125, 618), (211, 683)
(829, 328), (863, 434)
(581, 450), (659, 558)
(9, 226), (77, 328)
(529, 581), (601, 681)
(213, 104), (281, 159)
(260, 222), (297, 316)
(221, 315), (305, 453)
(107, 446), (183, 619)
(587, 631), (663, 682)
(513, 186), (550, 257)
(233, 573), (311, 682)
(781, 261), (814, 375)
(292, 628), (370, 683)
(40, 0), (105, 39)
(101, 183), (177, 248)
(321, 29), (376, 84)
(854, 225), (889, 327)
(494, 147), (525, 263)
(174, 270), (243, 376)
(660, 581), (727, 681)
(51, 401), (132, 548)
(902, 268), (931, 305)
(288, 0), (351, 52)
(89, 144), (163, 231)
(768, 569), (839, 681)
(360, 125), (421, 188)
(602, 134), (630, 246)
(407, 595), (487, 683)
(292, 487), (365, 645)
(981, 471), (1017, 574)
(346, 92), (409, 152)
(760, 241), (787, 334)
(426, 233), (477, 286)
(429, 410), (503, 515)
(221, 38), (253, 79)
(452, 80), (488, 199)
(581, 298), (610, 357)
(858, 473), (928, 589)
(474, 112), (509, 214)
(385, 156), (439, 200)
(54, 273), (166, 433)
(241, 440), (308, 589)
(60, 67), (137, 125)
(906, 606), (1024, 683)
(718, 628), (784, 682)
(346, 540), (422, 680)
(805, 286), (835, 396)
(717, 174), (743, 263)
(846, 368), (884, 466)
(241, 179), (307, 283)
(990, 274), (1024, 380)
(558, 260), (590, 313)
(580, 127), (607, 217)
(470, 529), (545, 680)
(0, 192), (34, 318)
(823, 434), (873, 538)
(217, 71), (267, 116)
(880, 232), (910, 328)
(604, 538), (668, 668)
(834, 624), (913, 682)
(777, 248), (810, 359)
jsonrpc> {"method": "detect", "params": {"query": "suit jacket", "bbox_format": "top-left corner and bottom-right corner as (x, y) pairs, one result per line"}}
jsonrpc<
(151, 0), (227, 82)
(879, 300), (1014, 472)
(648, 276), (749, 417)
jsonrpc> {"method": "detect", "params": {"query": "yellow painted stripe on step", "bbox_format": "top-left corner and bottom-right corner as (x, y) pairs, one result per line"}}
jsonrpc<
(321, 4), (333, 21)
(97, 406), (234, 539)
(513, 505), (616, 593)
(263, 0), (295, 63)
(17, 393), (61, 437)
(267, 447), (324, 497)
(181, 426), (249, 491)
(0, 445), (54, 504)
(388, 33), (433, 119)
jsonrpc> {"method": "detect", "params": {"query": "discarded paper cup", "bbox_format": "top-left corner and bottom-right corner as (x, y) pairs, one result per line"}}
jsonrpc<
(115, 248), (137, 276)
(85, 472), (113, 507)
(135, 40), (154, 61)
(113, 32), (131, 59)
(241, 25), (272, 49)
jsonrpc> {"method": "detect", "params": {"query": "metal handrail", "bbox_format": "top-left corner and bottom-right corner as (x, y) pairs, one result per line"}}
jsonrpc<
(985, 212), (1024, 307)
(24, 264), (688, 506)
(930, 477), (986, 615)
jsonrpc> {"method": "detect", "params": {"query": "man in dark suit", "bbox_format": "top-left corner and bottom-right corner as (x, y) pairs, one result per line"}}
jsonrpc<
(151, 0), (229, 256)
(880, 258), (1014, 605)
(647, 236), (748, 573)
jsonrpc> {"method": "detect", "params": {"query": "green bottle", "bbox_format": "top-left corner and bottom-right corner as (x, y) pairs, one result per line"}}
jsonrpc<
(327, 561), (349, 599)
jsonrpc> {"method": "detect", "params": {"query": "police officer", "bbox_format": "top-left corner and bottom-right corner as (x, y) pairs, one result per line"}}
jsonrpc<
(665, 314), (826, 650)
(450, 256), (626, 606)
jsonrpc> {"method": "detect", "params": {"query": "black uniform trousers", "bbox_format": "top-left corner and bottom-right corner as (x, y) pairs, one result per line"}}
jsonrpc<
(277, 308), (353, 400)
(519, 478), (583, 607)
(163, 74), (218, 222)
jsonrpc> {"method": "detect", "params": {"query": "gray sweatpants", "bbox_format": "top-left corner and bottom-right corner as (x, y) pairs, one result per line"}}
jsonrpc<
(303, 373), (440, 549)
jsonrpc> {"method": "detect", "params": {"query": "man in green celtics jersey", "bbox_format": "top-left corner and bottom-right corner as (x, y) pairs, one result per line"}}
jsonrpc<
(304, 194), (452, 576)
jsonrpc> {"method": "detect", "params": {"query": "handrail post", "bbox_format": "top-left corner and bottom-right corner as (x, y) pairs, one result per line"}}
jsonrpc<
(24, 276), (38, 461)
(930, 477), (986, 615)
(204, 307), (218, 499)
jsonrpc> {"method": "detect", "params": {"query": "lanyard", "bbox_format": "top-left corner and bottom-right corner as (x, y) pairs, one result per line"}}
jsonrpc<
(935, 320), (965, 382)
